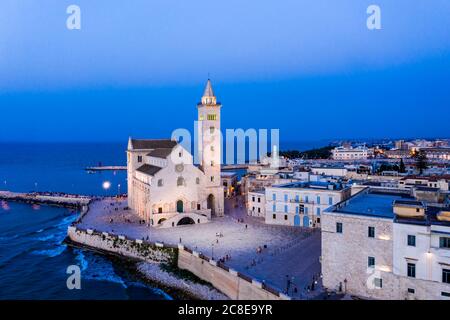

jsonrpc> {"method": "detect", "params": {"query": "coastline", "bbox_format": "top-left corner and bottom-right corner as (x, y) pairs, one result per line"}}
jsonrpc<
(64, 237), (228, 300)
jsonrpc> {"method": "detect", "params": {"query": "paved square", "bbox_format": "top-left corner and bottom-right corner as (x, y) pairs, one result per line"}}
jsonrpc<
(77, 196), (322, 299)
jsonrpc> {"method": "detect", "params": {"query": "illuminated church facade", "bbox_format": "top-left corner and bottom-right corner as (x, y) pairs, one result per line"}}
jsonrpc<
(126, 80), (224, 227)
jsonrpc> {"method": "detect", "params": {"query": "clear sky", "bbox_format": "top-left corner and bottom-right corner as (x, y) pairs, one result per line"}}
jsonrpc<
(0, 0), (449, 143)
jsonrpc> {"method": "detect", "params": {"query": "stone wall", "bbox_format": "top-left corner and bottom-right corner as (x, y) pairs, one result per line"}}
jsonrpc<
(177, 246), (290, 300)
(67, 226), (177, 265)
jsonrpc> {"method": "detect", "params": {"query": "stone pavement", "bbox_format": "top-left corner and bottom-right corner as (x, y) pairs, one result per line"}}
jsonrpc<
(77, 196), (324, 299)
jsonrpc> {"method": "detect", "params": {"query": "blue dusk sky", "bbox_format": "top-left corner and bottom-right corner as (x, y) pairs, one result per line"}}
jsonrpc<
(0, 0), (449, 144)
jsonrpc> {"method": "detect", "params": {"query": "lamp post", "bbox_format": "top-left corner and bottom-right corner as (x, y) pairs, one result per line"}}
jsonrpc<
(118, 184), (121, 196)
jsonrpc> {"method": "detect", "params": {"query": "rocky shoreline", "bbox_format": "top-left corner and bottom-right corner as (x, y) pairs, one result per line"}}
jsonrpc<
(64, 237), (228, 300)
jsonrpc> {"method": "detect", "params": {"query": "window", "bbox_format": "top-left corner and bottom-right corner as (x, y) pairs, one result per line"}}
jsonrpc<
(368, 256), (375, 268)
(197, 204), (201, 210)
(295, 195), (299, 202)
(284, 194), (288, 202)
(443, 269), (450, 284)
(407, 288), (415, 294)
(272, 204), (276, 212)
(210, 127), (215, 134)
(284, 215), (288, 221)
(407, 263), (416, 278)
(316, 196), (321, 204)
(210, 146), (215, 152)
(328, 197), (333, 205)
(368, 226), (375, 238)
(304, 207), (308, 214)
(440, 237), (450, 249)
(295, 206), (299, 214)
(210, 161), (214, 166)
(258, 208), (261, 213)
(284, 205), (288, 213)
(196, 177), (200, 184)
(316, 207), (320, 216)
(272, 214), (276, 219)
(257, 197), (261, 203)
(179, 151), (182, 157)
(207, 114), (217, 121)
(317, 217), (321, 223)
(252, 206), (255, 211)
(157, 179), (163, 187)
(374, 278), (382, 288)
(199, 114), (204, 121)
(177, 177), (185, 186)
(305, 196), (309, 203)
(137, 155), (143, 163)
(336, 222), (343, 233)
(272, 193), (276, 201)
(210, 176), (215, 182)
(407, 235), (416, 247)
(158, 207), (162, 213)
(252, 196), (255, 202)
(442, 292), (450, 297)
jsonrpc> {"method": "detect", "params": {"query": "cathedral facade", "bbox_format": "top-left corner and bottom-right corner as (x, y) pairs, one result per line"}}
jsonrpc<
(126, 80), (224, 227)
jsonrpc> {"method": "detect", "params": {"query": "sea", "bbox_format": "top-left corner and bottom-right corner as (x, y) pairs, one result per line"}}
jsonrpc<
(0, 140), (324, 300)
(0, 142), (170, 300)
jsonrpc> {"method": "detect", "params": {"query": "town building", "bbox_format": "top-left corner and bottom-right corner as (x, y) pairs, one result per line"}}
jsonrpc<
(221, 171), (238, 198)
(265, 181), (351, 227)
(247, 190), (266, 218)
(332, 146), (373, 160)
(126, 80), (224, 228)
(322, 187), (450, 300)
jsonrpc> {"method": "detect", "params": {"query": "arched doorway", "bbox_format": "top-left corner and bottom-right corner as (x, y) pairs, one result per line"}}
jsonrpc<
(207, 194), (216, 216)
(176, 200), (184, 213)
(157, 218), (166, 225)
(177, 217), (195, 226)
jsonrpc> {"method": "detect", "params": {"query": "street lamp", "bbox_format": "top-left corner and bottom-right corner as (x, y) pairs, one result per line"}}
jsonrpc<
(102, 181), (111, 191)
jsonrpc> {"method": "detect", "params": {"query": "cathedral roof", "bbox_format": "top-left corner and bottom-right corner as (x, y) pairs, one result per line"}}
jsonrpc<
(129, 139), (177, 150)
(147, 148), (174, 159)
(203, 79), (215, 97)
(136, 164), (163, 176)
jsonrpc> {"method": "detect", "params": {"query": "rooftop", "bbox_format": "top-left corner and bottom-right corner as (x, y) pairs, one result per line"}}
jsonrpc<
(333, 191), (406, 219)
(272, 181), (345, 191)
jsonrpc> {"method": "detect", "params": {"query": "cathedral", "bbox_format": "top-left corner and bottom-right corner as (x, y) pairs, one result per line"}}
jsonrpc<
(126, 80), (225, 227)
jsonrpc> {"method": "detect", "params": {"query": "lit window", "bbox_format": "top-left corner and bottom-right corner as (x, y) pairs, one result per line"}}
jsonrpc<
(199, 114), (204, 121)
(207, 114), (217, 121)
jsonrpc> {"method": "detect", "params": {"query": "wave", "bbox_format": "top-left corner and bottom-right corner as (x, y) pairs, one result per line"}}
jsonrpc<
(73, 249), (127, 288)
(32, 245), (67, 258)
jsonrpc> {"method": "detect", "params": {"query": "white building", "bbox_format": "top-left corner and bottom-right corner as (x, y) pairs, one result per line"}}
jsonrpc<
(265, 181), (351, 227)
(126, 80), (224, 228)
(322, 188), (450, 300)
(247, 190), (266, 218)
(332, 146), (373, 160)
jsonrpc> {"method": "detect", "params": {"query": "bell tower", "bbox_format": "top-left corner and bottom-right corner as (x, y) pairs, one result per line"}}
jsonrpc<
(197, 79), (224, 216)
